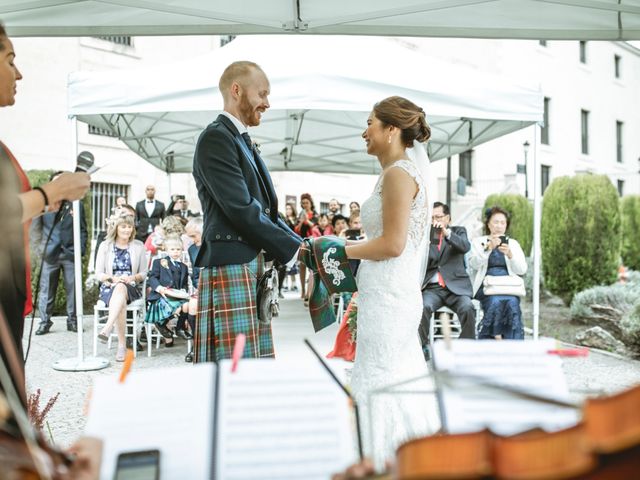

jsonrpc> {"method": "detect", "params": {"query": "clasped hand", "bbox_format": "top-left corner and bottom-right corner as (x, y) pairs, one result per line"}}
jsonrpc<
(488, 235), (512, 258)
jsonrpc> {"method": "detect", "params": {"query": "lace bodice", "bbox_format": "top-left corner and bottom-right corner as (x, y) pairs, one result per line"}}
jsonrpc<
(360, 159), (429, 252)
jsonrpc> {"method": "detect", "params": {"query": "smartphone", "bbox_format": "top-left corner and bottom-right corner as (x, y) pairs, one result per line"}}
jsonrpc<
(499, 235), (510, 245)
(114, 449), (160, 480)
(345, 229), (362, 240)
(430, 226), (442, 243)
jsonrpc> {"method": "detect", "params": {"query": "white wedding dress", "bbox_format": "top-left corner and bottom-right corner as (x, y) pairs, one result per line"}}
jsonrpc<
(350, 159), (440, 468)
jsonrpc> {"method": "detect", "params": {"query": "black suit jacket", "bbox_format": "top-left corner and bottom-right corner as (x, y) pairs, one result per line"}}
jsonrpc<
(422, 225), (473, 297)
(135, 200), (165, 240)
(147, 257), (189, 302)
(31, 204), (88, 262)
(192, 114), (301, 267)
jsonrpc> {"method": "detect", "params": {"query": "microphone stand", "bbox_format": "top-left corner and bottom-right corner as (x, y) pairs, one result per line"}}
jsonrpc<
(53, 118), (109, 372)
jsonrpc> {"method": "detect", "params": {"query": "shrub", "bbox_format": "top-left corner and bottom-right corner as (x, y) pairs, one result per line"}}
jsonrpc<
(483, 193), (533, 256)
(621, 195), (640, 271)
(541, 174), (620, 304)
(26, 170), (92, 317)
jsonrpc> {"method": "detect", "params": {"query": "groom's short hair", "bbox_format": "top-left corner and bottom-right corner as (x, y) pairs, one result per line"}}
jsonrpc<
(219, 61), (264, 101)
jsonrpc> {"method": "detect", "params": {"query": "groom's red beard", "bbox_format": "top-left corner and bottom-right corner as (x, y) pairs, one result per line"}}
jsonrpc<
(239, 96), (261, 127)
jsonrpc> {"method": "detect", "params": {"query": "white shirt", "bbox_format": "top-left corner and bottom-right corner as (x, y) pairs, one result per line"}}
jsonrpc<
(144, 199), (156, 218)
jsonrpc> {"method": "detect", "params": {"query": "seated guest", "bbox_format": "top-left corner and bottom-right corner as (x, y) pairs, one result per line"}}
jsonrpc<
(468, 206), (527, 340)
(327, 198), (341, 220)
(95, 215), (148, 361)
(313, 213), (334, 236)
(144, 215), (187, 257)
(419, 202), (476, 360)
(349, 201), (360, 215)
(144, 236), (190, 348)
(332, 214), (349, 238)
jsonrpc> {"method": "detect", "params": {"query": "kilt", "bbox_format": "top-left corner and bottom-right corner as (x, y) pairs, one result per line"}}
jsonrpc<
(194, 254), (274, 363)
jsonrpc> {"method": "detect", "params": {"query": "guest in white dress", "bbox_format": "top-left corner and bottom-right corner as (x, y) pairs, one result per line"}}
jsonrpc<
(345, 96), (440, 468)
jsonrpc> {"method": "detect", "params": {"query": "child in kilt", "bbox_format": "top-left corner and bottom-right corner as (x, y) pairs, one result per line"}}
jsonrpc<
(145, 236), (190, 347)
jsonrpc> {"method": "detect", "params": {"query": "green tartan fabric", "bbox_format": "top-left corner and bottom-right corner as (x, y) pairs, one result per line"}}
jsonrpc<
(300, 236), (357, 332)
(194, 255), (274, 363)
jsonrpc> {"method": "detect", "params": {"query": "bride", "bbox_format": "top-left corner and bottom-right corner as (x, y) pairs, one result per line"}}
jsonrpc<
(345, 96), (439, 468)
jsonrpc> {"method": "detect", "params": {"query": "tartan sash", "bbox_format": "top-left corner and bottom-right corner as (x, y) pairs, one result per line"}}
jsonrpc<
(299, 236), (357, 332)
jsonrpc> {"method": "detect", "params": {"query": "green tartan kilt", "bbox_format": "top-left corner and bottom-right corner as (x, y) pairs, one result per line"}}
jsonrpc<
(194, 254), (274, 363)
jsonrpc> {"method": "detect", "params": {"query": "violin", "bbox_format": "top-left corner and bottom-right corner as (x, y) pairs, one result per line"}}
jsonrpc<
(394, 382), (640, 479)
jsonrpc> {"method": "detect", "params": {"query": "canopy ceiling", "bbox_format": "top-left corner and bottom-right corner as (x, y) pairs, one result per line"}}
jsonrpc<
(68, 35), (543, 174)
(3, 0), (640, 40)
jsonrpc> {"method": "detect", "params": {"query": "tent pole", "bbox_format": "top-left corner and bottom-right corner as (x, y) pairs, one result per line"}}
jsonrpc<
(532, 125), (541, 341)
(53, 116), (109, 371)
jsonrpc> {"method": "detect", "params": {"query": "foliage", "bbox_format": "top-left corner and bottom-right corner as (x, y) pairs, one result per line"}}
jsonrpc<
(26, 170), (93, 317)
(27, 389), (60, 433)
(621, 195), (640, 271)
(345, 293), (358, 344)
(541, 175), (620, 304)
(570, 282), (640, 321)
(483, 193), (533, 256)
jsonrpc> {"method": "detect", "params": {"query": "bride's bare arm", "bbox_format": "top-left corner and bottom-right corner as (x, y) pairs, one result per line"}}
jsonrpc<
(345, 167), (416, 260)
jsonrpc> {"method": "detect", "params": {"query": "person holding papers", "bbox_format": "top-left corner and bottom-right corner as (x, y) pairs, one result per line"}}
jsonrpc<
(191, 61), (301, 362)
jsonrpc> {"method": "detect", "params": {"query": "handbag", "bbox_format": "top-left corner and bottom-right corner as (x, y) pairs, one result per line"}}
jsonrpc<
(483, 274), (526, 297)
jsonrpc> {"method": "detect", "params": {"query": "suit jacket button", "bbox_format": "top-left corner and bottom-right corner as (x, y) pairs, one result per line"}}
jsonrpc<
(215, 234), (221, 239)
(265, 208), (270, 214)
(226, 235), (231, 239)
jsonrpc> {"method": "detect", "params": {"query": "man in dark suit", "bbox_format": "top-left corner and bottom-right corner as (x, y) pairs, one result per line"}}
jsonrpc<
(419, 202), (476, 359)
(31, 172), (88, 334)
(192, 61), (301, 363)
(135, 185), (165, 242)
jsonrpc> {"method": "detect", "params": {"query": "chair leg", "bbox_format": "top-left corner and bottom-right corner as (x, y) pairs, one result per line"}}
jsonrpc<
(146, 323), (152, 358)
(132, 311), (137, 358)
(93, 309), (98, 357)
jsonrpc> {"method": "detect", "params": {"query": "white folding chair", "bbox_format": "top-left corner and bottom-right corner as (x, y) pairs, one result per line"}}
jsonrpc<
(428, 306), (462, 345)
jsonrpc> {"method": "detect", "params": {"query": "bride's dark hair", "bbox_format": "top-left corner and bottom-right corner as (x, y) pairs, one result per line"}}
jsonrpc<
(373, 96), (431, 147)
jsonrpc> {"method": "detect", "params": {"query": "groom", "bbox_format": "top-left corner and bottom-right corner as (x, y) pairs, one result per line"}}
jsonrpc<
(192, 61), (301, 363)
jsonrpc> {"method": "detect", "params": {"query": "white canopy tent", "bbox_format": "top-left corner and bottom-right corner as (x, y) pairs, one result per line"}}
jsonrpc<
(3, 0), (640, 39)
(68, 35), (543, 176)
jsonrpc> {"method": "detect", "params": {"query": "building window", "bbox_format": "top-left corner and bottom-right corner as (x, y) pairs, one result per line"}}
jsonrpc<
(541, 165), (551, 195)
(617, 180), (624, 197)
(88, 124), (117, 138)
(579, 41), (587, 63)
(616, 121), (623, 163)
(539, 40), (547, 47)
(581, 109), (589, 155)
(614, 54), (621, 78)
(96, 36), (132, 47)
(220, 35), (236, 47)
(459, 150), (473, 186)
(541, 97), (550, 145)
(90, 182), (129, 239)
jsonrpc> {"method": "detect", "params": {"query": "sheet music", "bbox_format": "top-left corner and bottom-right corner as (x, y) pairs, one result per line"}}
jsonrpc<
(433, 339), (580, 435)
(216, 359), (357, 480)
(85, 364), (215, 480)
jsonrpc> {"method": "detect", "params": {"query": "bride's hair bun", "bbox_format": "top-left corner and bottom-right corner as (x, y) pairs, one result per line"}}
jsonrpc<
(373, 96), (431, 147)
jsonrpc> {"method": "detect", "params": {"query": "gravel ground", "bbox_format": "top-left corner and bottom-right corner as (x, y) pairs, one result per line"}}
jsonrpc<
(23, 293), (640, 449)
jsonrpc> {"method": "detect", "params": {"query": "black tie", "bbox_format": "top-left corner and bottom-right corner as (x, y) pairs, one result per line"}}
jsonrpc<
(241, 132), (253, 151)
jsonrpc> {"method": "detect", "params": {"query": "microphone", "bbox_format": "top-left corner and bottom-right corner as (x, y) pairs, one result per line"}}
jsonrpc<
(54, 151), (96, 224)
(76, 151), (96, 173)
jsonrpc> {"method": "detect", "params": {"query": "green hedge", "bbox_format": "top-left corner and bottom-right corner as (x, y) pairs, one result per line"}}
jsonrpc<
(483, 193), (533, 256)
(26, 170), (96, 317)
(621, 195), (640, 271)
(541, 174), (620, 304)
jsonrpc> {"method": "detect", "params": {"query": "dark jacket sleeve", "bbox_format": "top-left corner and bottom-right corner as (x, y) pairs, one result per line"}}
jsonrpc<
(445, 226), (471, 254)
(194, 128), (301, 262)
(147, 259), (162, 292)
(180, 263), (189, 291)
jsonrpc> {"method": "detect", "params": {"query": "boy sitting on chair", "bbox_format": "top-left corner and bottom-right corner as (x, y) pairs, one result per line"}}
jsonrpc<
(145, 236), (190, 348)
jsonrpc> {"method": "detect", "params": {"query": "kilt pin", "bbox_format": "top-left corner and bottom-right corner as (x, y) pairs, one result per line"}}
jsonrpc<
(192, 113), (301, 363)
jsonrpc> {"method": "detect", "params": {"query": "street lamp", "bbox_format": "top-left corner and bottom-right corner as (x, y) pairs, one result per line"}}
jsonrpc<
(523, 141), (530, 199)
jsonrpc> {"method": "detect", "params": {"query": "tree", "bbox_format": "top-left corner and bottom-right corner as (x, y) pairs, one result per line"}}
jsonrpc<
(621, 195), (640, 271)
(541, 174), (620, 304)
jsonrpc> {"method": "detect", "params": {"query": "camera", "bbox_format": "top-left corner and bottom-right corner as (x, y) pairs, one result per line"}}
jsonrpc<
(430, 226), (442, 243)
(345, 229), (362, 240)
